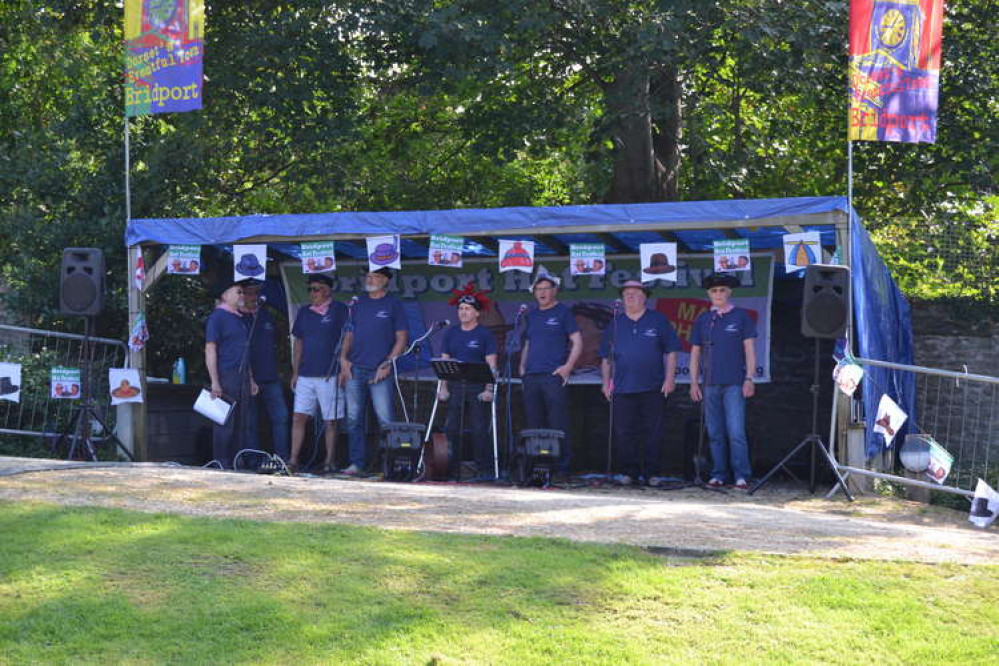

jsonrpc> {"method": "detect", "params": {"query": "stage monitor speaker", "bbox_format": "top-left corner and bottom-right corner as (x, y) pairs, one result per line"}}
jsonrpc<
(59, 248), (105, 316)
(801, 264), (849, 339)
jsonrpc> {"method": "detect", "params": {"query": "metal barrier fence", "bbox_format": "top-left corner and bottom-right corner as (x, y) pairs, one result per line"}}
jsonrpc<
(0, 324), (126, 447)
(835, 357), (999, 499)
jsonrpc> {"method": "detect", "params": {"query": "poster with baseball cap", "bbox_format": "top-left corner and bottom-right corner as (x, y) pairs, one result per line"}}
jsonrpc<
(0, 362), (22, 403)
(234, 245), (267, 281)
(301, 241), (336, 274)
(109, 367), (143, 405)
(498, 239), (535, 274)
(167, 244), (202, 275)
(714, 239), (751, 272)
(366, 235), (402, 273)
(570, 243), (606, 276)
(639, 242), (677, 283)
(428, 235), (464, 268)
(51, 366), (81, 400)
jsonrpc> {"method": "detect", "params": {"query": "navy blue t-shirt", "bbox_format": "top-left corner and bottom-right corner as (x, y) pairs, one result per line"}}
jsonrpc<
(524, 302), (579, 374)
(348, 293), (407, 370)
(245, 307), (279, 383)
(441, 324), (497, 364)
(690, 307), (758, 385)
(292, 302), (349, 378)
(205, 308), (249, 373)
(599, 309), (682, 394)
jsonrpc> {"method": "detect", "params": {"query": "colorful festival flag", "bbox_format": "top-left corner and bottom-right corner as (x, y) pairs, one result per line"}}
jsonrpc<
(134, 254), (146, 290)
(848, 0), (944, 143)
(125, 0), (205, 116)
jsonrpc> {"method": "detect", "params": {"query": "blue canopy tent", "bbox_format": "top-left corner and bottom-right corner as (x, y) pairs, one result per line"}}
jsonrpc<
(126, 195), (914, 462)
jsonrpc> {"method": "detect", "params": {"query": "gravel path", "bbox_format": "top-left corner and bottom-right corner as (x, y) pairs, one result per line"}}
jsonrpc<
(1, 457), (995, 564)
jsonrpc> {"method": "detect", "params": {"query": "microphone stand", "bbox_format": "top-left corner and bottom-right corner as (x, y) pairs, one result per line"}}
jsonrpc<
(694, 311), (718, 489)
(395, 321), (445, 424)
(503, 306), (527, 478)
(605, 303), (621, 476)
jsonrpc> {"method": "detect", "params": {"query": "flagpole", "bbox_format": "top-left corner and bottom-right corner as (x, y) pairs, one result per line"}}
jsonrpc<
(124, 113), (147, 460)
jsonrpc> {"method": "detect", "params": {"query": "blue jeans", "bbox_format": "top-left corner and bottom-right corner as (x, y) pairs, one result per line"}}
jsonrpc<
(704, 384), (752, 482)
(246, 380), (290, 460)
(345, 366), (396, 469)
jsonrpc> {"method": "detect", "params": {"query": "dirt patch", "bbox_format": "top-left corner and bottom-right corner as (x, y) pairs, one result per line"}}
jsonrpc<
(0, 457), (995, 564)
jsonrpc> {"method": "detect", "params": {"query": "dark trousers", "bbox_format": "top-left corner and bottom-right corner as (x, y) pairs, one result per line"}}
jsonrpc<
(445, 382), (491, 475)
(522, 373), (570, 471)
(612, 390), (665, 479)
(246, 380), (291, 460)
(212, 367), (252, 468)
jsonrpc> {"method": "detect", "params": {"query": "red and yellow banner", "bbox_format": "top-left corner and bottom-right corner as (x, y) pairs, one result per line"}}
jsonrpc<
(849, 0), (944, 143)
(125, 0), (205, 116)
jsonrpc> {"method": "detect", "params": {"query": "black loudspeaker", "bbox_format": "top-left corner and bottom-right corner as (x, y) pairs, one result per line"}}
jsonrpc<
(59, 248), (105, 316)
(801, 264), (849, 339)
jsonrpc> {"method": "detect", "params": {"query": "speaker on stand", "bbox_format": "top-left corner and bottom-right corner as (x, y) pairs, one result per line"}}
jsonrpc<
(749, 265), (853, 499)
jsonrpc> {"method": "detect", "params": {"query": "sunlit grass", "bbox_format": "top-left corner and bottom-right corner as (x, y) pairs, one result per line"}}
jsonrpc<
(0, 501), (996, 664)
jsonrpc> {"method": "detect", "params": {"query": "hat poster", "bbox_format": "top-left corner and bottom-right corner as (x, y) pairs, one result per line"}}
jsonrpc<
(570, 243), (606, 276)
(714, 239), (751, 272)
(109, 367), (143, 405)
(782, 232), (821, 274)
(640, 243), (677, 283)
(234, 245), (267, 280)
(167, 245), (202, 275)
(0, 362), (22, 403)
(51, 366), (81, 400)
(429, 235), (464, 268)
(874, 394), (907, 447)
(969, 479), (999, 528)
(498, 240), (535, 273)
(301, 241), (336, 274)
(366, 235), (401, 272)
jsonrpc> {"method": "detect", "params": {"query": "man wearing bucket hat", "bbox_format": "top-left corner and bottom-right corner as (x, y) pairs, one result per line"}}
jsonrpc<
(689, 273), (757, 490)
(519, 266), (582, 472)
(204, 277), (258, 469)
(599, 280), (682, 486)
(339, 267), (408, 475)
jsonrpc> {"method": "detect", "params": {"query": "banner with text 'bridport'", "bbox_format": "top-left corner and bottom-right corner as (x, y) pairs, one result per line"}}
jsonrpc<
(125, 0), (205, 116)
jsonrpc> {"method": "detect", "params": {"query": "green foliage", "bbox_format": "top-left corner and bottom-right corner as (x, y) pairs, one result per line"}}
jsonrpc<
(1, 502), (997, 663)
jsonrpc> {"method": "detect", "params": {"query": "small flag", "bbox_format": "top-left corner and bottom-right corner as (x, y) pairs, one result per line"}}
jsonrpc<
(128, 313), (149, 352)
(134, 255), (145, 290)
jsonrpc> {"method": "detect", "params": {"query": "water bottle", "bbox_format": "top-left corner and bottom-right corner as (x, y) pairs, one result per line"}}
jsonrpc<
(172, 358), (187, 384)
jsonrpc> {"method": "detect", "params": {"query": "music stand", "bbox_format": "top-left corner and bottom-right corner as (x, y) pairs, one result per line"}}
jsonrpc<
(423, 359), (498, 478)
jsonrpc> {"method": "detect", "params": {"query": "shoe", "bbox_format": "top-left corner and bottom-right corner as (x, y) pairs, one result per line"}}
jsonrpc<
(733, 478), (749, 490)
(286, 460), (300, 474)
(647, 476), (669, 488)
(612, 474), (634, 486)
(341, 464), (362, 476)
(707, 477), (724, 488)
(321, 464), (339, 475)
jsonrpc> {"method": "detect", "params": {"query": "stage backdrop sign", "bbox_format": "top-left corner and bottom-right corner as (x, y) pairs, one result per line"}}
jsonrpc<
(167, 244), (201, 275)
(301, 241), (336, 274)
(51, 367), (81, 400)
(281, 255), (774, 384)
(570, 244), (606, 276)
(125, 0), (205, 116)
(428, 235), (464, 268)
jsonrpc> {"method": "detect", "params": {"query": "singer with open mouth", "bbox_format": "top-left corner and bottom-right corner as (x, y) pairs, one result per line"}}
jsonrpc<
(688, 273), (757, 490)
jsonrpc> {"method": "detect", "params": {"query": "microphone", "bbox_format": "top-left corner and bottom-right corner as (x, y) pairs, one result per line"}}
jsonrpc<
(517, 303), (529, 315)
(258, 294), (267, 303)
(436, 319), (450, 329)
(348, 296), (359, 307)
(612, 299), (622, 312)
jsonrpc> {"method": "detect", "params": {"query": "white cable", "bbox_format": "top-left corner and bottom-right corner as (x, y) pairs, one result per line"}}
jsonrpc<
(202, 459), (224, 469)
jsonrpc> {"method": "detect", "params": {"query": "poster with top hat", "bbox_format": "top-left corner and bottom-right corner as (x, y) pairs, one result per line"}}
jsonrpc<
(714, 239), (751, 272)
(51, 366), (81, 400)
(234, 245), (267, 281)
(0, 362), (21, 403)
(366, 235), (402, 273)
(782, 232), (822, 274)
(969, 479), (999, 529)
(109, 368), (143, 405)
(498, 240), (535, 274)
(639, 242), (677, 283)
(167, 244), (202, 275)
(301, 241), (336, 274)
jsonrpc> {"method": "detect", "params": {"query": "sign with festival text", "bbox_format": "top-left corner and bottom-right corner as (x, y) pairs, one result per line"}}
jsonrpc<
(428, 235), (464, 268)
(280, 255), (774, 384)
(125, 0), (205, 116)
(849, 0), (944, 143)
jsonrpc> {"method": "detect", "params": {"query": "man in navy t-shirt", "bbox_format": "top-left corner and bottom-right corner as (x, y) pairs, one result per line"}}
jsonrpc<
(338, 267), (408, 474)
(599, 280), (682, 486)
(518, 269), (582, 471)
(241, 281), (291, 462)
(438, 284), (498, 478)
(689, 273), (758, 489)
(204, 278), (257, 469)
(289, 274), (349, 473)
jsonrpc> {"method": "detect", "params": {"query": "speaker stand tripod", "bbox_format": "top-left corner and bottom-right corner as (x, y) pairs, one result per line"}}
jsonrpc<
(749, 338), (852, 500)
(56, 317), (134, 462)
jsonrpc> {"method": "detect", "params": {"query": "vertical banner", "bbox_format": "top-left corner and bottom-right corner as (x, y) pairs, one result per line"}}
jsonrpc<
(848, 0), (944, 143)
(125, 0), (206, 116)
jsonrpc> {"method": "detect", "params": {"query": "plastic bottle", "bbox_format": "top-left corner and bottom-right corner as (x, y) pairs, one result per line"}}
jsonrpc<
(172, 358), (187, 384)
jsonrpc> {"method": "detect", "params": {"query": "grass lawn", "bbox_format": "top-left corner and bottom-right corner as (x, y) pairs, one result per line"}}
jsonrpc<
(0, 500), (996, 665)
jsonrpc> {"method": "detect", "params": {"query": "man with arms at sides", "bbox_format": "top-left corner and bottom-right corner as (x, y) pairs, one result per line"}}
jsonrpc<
(519, 268), (582, 473)
(339, 267), (408, 475)
(204, 278), (258, 469)
(289, 273), (348, 473)
(600, 280), (681, 486)
(437, 283), (498, 479)
(689, 273), (757, 490)
(240, 280), (291, 463)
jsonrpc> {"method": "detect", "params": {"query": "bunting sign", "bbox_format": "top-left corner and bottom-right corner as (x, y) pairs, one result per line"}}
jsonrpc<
(125, 0), (206, 116)
(848, 0), (944, 143)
